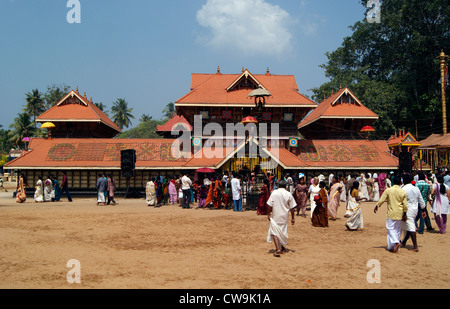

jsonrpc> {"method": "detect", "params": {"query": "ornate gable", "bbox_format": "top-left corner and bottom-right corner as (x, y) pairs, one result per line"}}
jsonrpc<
(226, 69), (265, 92)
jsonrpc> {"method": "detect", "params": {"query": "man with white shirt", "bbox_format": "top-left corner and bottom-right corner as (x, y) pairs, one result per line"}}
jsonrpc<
(231, 173), (242, 212)
(181, 173), (192, 209)
(401, 174), (426, 252)
(267, 180), (297, 257)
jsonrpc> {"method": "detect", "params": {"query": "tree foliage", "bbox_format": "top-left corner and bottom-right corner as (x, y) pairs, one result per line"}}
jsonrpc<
(111, 98), (135, 130)
(311, 0), (450, 139)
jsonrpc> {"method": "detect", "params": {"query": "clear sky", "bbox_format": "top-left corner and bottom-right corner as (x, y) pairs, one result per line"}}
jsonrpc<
(0, 0), (367, 129)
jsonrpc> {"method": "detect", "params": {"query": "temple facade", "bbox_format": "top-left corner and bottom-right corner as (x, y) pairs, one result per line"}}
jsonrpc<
(6, 68), (400, 193)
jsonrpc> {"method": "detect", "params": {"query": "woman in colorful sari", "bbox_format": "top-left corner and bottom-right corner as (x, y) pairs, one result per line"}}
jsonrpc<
(204, 179), (214, 208)
(34, 176), (44, 203)
(345, 181), (367, 231)
(257, 178), (270, 215)
(198, 184), (208, 208)
(328, 175), (343, 220)
(294, 174), (308, 218)
(43, 176), (53, 202)
(16, 173), (27, 203)
(212, 176), (223, 209)
(146, 179), (156, 206)
(168, 178), (177, 204)
(378, 173), (387, 197)
(311, 181), (328, 227)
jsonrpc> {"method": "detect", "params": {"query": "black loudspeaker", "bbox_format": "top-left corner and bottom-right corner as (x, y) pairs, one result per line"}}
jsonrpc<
(121, 149), (136, 178)
(398, 152), (412, 173)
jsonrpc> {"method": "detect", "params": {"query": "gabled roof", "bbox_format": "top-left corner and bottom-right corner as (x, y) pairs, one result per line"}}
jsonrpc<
(176, 69), (317, 108)
(298, 87), (378, 129)
(387, 130), (421, 148)
(36, 89), (121, 133)
(156, 115), (193, 133)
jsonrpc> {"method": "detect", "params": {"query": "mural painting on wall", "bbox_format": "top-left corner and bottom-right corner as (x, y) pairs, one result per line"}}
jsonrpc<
(298, 144), (380, 162)
(47, 142), (186, 162)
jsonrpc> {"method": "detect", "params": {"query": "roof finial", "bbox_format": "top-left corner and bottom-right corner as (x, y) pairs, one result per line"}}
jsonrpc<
(339, 84), (342, 90)
(90, 97), (93, 103)
(83, 92), (87, 99)
(266, 67), (271, 76)
(217, 66), (221, 74)
(76, 86), (79, 93)
(242, 66), (245, 73)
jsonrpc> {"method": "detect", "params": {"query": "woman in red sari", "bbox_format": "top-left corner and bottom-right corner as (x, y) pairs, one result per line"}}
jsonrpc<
(257, 178), (270, 215)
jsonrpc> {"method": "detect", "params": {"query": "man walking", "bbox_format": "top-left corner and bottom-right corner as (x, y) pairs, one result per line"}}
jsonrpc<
(401, 174), (426, 251)
(267, 180), (297, 257)
(96, 173), (107, 206)
(415, 173), (434, 233)
(181, 173), (192, 209)
(61, 171), (72, 202)
(374, 176), (408, 253)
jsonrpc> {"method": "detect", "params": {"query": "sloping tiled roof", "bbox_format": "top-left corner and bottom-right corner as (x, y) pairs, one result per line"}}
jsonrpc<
(176, 70), (317, 107)
(419, 134), (450, 149)
(292, 139), (398, 169)
(6, 138), (399, 171)
(5, 138), (188, 170)
(298, 87), (378, 129)
(36, 89), (121, 133)
(156, 115), (193, 133)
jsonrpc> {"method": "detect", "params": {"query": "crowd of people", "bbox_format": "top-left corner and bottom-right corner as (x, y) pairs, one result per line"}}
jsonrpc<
(15, 171), (72, 204)
(12, 167), (449, 256)
(145, 171), (246, 211)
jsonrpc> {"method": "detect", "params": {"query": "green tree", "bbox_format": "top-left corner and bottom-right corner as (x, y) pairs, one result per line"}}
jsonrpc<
(119, 119), (165, 139)
(24, 89), (45, 124)
(162, 102), (176, 119)
(111, 98), (135, 130)
(139, 114), (153, 123)
(0, 127), (13, 155)
(312, 0), (450, 139)
(8, 113), (36, 148)
(44, 84), (71, 108)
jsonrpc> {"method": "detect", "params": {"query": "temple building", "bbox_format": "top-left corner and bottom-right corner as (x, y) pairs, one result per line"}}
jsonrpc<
(6, 68), (400, 193)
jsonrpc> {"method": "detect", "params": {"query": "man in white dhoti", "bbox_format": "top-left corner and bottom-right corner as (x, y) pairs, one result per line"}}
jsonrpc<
(374, 176), (408, 253)
(266, 180), (297, 257)
(400, 174), (426, 252)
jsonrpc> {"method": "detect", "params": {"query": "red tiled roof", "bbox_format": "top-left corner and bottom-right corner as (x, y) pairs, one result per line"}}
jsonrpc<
(36, 90), (121, 133)
(291, 139), (398, 169)
(298, 88), (378, 129)
(176, 70), (317, 107)
(6, 138), (398, 171)
(5, 138), (188, 170)
(156, 115), (193, 133)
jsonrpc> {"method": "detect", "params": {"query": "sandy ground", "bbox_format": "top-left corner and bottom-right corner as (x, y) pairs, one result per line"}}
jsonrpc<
(0, 182), (449, 290)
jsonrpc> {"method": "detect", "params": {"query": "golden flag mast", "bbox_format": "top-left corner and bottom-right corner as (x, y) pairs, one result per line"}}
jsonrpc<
(439, 50), (449, 135)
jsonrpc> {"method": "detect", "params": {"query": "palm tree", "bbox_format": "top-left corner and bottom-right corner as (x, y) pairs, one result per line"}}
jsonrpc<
(8, 113), (36, 148)
(139, 114), (152, 123)
(25, 89), (45, 124)
(95, 102), (109, 116)
(162, 102), (176, 119)
(111, 98), (134, 130)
